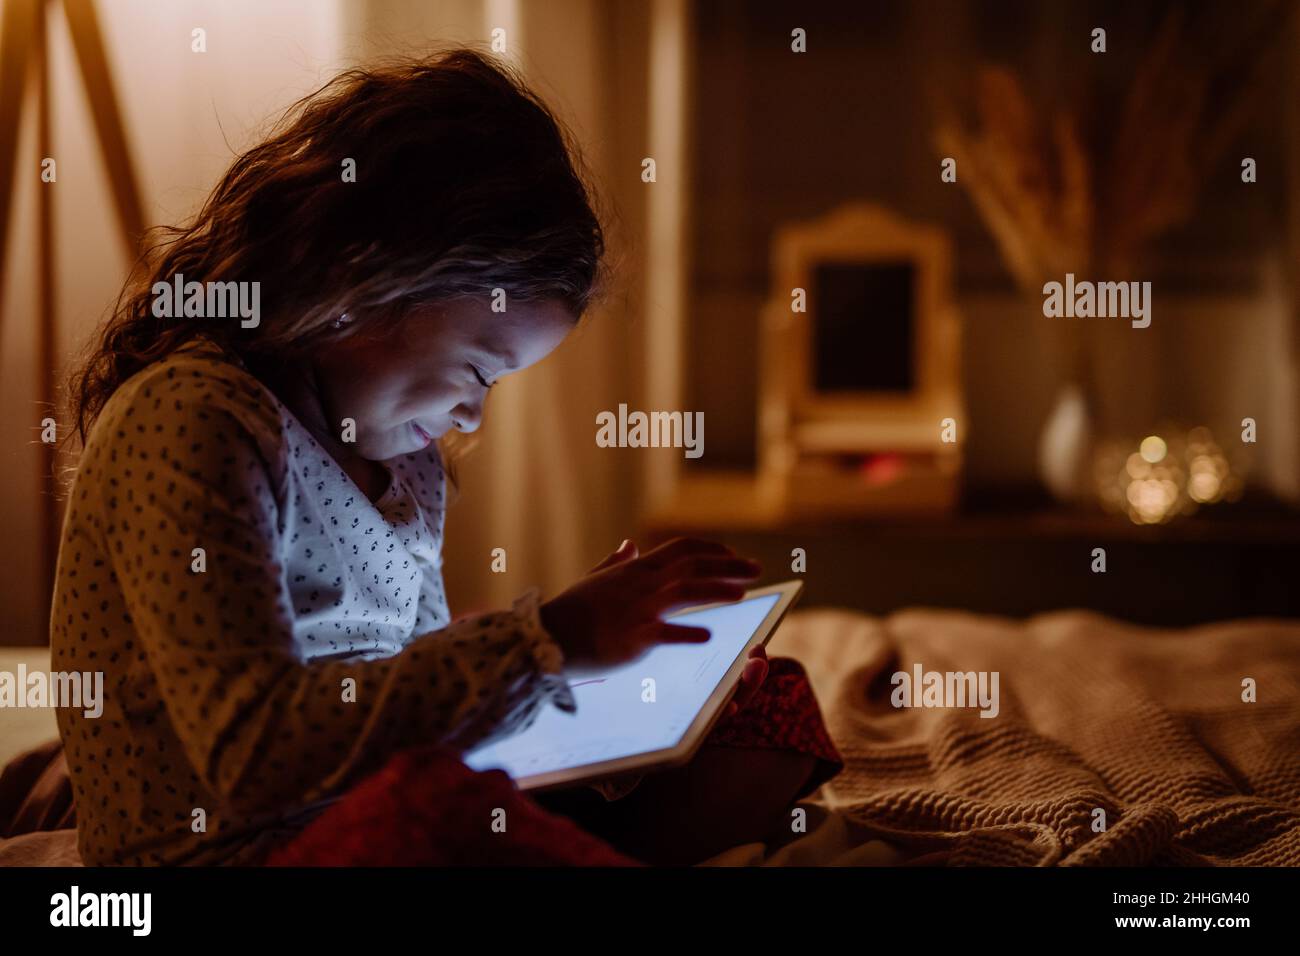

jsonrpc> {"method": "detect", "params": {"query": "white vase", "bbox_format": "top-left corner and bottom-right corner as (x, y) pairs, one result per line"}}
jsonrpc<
(1038, 384), (1094, 505)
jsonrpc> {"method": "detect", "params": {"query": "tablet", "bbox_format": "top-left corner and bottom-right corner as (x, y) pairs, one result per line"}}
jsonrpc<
(463, 580), (804, 791)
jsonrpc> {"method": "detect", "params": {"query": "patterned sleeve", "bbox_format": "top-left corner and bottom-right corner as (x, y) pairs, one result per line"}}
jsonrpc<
(387, 443), (578, 741)
(92, 362), (573, 816)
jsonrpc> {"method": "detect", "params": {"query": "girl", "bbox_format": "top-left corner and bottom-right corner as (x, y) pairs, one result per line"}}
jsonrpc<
(52, 49), (838, 866)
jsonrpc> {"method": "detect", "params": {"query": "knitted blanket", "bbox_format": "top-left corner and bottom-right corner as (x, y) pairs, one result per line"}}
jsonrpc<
(769, 609), (1300, 866)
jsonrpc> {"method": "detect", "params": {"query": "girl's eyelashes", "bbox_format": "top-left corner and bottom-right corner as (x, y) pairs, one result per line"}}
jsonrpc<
(471, 365), (494, 389)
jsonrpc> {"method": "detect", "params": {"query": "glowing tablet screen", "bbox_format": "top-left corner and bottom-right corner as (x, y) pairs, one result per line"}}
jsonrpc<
(463, 592), (782, 780)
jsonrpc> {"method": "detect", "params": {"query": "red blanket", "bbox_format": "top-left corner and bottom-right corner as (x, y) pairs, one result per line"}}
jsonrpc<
(267, 657), (841, 866)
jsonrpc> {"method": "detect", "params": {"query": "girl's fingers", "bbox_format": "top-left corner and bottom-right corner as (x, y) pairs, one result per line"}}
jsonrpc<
(588, 538), (638, 573)
(654, 579), (745, 615)
(726, 656), (769, 718)
(735, 656), (768, 708)
(639, 537), (735, 571)
(649, 622), (713, 644)
(658, 556), (761, 585)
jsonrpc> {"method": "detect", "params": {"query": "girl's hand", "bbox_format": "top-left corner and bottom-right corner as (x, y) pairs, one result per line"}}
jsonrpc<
(539, 537), (762, 667)
(724, 644), (769, 719)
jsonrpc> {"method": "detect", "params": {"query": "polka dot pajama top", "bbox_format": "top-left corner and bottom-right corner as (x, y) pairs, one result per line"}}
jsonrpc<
(51, 337), (577, 865)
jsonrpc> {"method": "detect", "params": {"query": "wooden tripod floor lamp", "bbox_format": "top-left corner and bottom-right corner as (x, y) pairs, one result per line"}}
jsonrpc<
(0, 0), (146, 619)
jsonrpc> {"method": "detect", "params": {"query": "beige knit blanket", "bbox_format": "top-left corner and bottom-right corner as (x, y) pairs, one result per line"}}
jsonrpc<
(767, 609), (1300, 866)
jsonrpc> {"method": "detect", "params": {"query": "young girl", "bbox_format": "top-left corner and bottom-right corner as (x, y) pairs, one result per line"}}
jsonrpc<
(52, 50), (838, 866)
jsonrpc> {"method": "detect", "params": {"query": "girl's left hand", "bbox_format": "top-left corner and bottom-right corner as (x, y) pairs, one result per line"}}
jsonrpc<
(724, 644), (769, 719)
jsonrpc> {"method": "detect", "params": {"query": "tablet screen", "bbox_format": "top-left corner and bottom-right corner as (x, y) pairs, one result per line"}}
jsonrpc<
(463, 592), (782, 781)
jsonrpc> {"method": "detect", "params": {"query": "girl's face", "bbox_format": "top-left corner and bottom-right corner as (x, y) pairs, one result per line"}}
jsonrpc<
(311, 297), (575, 460)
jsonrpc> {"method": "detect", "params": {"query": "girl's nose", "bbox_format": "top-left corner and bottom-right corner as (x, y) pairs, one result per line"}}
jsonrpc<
(452, 402), (483, 433)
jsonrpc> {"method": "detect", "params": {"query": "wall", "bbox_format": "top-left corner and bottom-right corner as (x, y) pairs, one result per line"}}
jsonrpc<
(686, 0), (1300, 499)
(1, 0), (346, 643)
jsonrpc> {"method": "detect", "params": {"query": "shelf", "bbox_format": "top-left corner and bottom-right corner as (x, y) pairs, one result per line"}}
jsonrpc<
(644, 471), (1300, 543)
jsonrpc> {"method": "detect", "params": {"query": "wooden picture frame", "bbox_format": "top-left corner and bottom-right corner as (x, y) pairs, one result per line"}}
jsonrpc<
(758, 203), (964, 511)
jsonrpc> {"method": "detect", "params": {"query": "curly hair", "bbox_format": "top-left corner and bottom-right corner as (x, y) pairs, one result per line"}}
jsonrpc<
(66, 48), (605, 484)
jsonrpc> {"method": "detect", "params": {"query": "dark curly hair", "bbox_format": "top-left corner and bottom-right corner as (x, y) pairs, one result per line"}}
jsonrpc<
(66, 48), (605, 478)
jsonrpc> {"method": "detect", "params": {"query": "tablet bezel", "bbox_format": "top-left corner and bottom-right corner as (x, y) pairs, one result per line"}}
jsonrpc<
(499, 579), (805, 792)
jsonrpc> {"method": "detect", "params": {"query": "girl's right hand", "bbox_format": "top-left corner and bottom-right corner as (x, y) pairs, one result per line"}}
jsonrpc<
(539, 537), (762, 666)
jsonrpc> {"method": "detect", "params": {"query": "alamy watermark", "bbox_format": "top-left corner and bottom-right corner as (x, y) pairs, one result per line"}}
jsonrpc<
(890, 664), (1000, 718)
(50, 886), (150, 936)
(596, 404), (704, 459)
(151, 272), (260, 328)
(1043, 273), (1151, 329)
(0, 665), (103, 718)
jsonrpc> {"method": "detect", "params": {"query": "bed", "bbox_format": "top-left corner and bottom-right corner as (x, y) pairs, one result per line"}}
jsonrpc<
(4, 608), (1298, 866)
(734, 606), (1300, 865)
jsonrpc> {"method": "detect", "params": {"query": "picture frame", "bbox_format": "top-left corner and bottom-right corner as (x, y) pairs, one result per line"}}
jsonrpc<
(758, 203), (964, 510)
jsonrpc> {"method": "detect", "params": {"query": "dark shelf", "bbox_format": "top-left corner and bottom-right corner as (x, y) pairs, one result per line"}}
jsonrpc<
(644, 475), (1300, 626)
